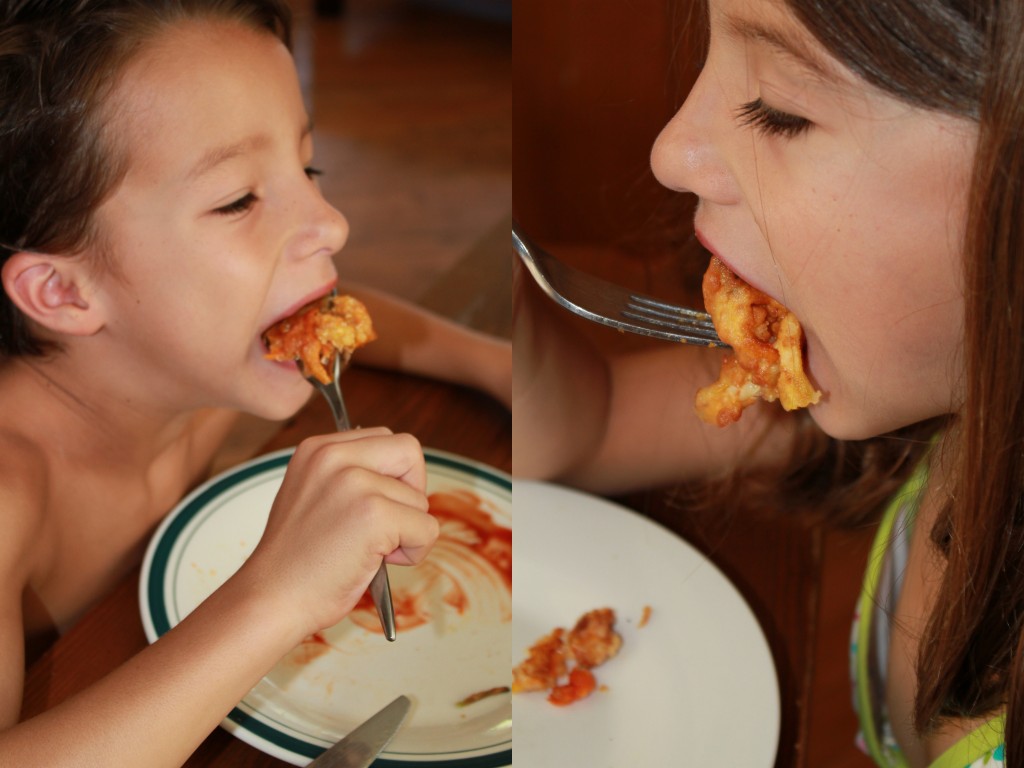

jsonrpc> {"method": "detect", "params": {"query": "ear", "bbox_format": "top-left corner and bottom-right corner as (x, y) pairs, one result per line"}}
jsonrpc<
(1, 252), (105, 337)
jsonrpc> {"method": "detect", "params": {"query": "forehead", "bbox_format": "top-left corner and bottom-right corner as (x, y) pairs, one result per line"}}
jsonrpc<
(710, 0), (881, 101)
(717, 1), (828, 73)
(104, 19), (305, 183)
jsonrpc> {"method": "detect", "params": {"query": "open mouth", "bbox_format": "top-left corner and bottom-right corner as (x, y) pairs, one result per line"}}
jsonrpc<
(262, 293), (377, 385)
(695, 256), (820, 427)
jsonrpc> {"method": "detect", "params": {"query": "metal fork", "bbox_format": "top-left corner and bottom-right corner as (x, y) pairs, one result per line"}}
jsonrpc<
(512, 223), (727, 347)
(302, 350), (398, 643)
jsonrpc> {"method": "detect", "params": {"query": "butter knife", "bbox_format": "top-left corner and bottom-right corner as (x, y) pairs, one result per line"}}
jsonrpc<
(307, 695), (411, 768)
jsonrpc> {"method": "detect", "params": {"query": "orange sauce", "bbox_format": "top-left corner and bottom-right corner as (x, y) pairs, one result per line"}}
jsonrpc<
(295, 488), (511, 653)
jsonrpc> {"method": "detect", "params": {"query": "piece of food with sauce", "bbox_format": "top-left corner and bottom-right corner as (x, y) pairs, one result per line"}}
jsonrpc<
(511, 627), (568, 694)
(547, 667), (597, 707)
(512, 607), (623, 706)
(567, 607), (622, 669)
(695, 257), (820, 427)
(263, 294), (376, 384)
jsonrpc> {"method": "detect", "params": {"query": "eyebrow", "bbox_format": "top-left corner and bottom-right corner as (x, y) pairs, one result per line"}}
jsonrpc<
(185, 119), (315, 181)
(723, 12), (838, 83)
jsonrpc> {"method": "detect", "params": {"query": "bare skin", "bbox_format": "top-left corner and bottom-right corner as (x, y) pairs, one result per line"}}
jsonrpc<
(512, 253), (797, 494)
(0, 19), (448, 766)
(351, 284), (511, 409)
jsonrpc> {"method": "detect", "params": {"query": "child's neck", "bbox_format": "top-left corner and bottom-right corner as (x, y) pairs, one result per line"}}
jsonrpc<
(5, 355), (199, 467)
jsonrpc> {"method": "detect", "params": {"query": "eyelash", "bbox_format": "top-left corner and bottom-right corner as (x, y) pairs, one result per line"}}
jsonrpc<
(214, 193), (257, 216)
(213, 166), (325, 216)
(736, 98), (811, 138)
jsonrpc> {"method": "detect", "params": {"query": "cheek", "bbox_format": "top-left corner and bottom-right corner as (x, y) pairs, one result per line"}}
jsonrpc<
(799, 277), (962, 438)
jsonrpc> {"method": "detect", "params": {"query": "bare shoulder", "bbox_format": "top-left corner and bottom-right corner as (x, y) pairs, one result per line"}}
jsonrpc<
(0, 430), (40, 725)
(0, 429), (49, 576)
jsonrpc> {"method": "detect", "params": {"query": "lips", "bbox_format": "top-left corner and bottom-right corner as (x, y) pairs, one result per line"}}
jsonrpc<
(260, 282), (337, 343)
(694, 226), (789, 311)
(695, 228), (755, 294)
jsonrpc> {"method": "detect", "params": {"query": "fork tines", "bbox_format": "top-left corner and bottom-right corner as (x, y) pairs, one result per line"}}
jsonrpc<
(513, 221), (728, 347)
(622, 295), (726, 347)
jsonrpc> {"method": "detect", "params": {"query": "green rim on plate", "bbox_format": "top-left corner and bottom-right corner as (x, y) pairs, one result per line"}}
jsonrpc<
(141, 447), (512, 767)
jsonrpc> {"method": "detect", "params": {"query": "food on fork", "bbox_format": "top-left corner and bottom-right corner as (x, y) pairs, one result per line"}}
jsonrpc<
(263, 294), (376, 384)
(695, 257), (820, 427)
(512, 608), (622, 706)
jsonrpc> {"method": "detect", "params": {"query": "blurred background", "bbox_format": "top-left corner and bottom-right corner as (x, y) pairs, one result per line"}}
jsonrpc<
(513, 0), (704, 315)
(290, 0), (511, 338)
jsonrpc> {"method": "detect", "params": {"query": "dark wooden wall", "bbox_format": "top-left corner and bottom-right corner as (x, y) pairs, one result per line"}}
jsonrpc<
(514, 1), (707, 290)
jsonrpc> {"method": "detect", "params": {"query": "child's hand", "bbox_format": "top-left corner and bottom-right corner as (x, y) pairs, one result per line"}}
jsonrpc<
(239, 428), (438, 637)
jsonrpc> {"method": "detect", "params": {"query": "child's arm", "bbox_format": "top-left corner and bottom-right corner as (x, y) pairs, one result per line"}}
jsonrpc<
(513, 258), (798, 494)
(346, 284), (511, 409)
(0, 429), (438, 767)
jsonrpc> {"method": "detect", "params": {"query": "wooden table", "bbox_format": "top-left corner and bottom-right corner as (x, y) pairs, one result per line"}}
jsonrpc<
(21, 212), (514, 765)
(22, 232), (823, 767)
(21, 365), (511, 766)
(21, 364), (820, 768)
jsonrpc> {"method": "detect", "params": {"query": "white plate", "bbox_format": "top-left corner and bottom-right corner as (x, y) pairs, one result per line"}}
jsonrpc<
(513, 480), (780, 767)
(140, 447), (512, 767)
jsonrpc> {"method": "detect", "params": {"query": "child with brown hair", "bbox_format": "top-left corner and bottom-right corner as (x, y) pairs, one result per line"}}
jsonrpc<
(516, 0), (1022, 764)
(0, 0), (505, 762)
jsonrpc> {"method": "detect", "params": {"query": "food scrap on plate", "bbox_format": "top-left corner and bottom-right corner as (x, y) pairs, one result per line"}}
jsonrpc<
(263, 294), (376, 384)
(696, 257), (820, 427)
(456, 686), (511, 707)
(512, 607), (622, 706)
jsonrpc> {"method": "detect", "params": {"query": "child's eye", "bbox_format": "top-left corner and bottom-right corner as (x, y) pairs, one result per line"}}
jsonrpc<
(213, 193), (257, 216)
(305, 166), (324, 180)
(736, 98), (811, 138)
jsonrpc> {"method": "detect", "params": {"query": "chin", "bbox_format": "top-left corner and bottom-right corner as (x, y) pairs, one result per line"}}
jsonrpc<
(810, 414), (883, 441)
(807, 400), (936, 442)
(255, 395), (309, 422)
(243, 372), (313, 421)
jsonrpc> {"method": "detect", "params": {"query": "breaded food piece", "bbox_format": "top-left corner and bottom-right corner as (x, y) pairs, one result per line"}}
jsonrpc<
(695, 257), (820, 427)
(263, 294), (376, 384)
(567, 607), (622, 669)
(512, 607), (623, 707)
(511, 628), (567, 693)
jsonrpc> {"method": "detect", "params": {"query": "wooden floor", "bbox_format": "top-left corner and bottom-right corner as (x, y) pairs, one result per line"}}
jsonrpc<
(288, 0), (511, 309)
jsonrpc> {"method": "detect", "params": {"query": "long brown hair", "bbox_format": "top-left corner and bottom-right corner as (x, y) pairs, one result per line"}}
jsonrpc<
(782, 0), (1024, 758)
(0, 0), (292, 356)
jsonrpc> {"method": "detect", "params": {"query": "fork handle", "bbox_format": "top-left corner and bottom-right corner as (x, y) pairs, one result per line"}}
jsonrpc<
(318, 378), (352, 431)
(316, 376), (398, 642)
(318, 354), (353, 430)
(368, 565), (396, 640)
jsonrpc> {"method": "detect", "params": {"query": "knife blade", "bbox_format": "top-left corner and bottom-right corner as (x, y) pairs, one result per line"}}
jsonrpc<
(307, 695), (411, 768)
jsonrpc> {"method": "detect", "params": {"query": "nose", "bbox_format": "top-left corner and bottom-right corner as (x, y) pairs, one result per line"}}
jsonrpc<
(650, 68), (738, 205)
(317, 198), (349, 257)
(290, 180), (349, 260)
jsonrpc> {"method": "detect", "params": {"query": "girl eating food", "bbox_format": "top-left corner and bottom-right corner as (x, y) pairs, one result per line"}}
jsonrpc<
(515, 0), (1020, 765)
(0, 0), (505, 763)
